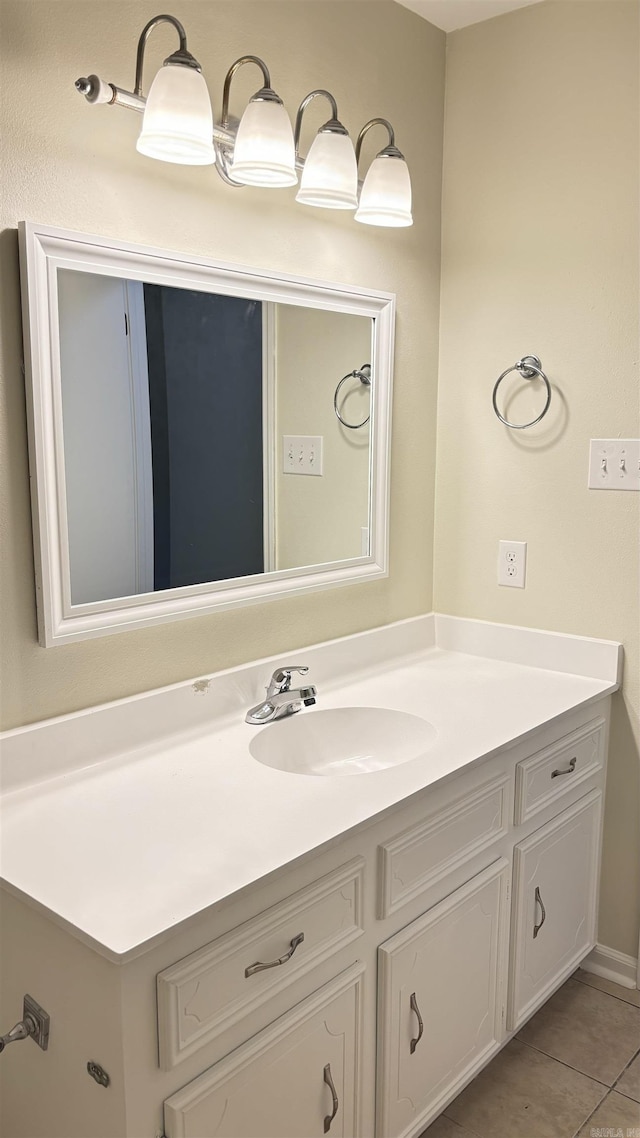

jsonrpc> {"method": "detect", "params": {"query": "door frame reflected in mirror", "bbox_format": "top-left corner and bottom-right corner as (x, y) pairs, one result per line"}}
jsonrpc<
(19, 221), (395, 646)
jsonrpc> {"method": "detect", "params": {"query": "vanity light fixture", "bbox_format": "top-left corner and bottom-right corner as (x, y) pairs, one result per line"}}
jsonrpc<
(218, 56), (297, 188)
(355, 119), (413, 227)
(74, 13), (413, 226)
(294, 91), (358, 210)
(136, 16), (214, 165)
(75, 14), (216, 165)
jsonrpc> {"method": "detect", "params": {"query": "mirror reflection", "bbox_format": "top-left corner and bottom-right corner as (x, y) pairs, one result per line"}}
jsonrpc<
(57, 270), (373, 606)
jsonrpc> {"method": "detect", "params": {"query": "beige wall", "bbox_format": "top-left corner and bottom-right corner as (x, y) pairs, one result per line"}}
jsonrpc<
(1, 0), (637, 963)
(435, 0), (640, 957)
(276, 306), (371, 569)
(0, 1), (445, 727)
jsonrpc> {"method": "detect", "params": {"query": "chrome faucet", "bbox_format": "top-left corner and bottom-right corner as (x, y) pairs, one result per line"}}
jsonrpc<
(245, 666), (317, 725)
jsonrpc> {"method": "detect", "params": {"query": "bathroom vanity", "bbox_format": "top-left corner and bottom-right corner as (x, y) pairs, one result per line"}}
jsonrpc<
(0, 615), (621, 1138)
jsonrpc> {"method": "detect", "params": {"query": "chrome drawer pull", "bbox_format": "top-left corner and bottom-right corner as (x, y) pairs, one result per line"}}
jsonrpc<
(533, 886), (546, 938)
(409, 991), (424, 1054)
(244, 932), (304, 977)
(323, 1063), (339, 1133)
(551, 756), (577, 778)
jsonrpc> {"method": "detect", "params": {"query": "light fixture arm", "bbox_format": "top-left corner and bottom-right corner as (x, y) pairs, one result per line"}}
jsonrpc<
(75, 12), (198, 111)
(355, 117), (405, 165)
(294, 89), (349, 169)
(134, 15), (190, 96)
(220, 55), (272, 129)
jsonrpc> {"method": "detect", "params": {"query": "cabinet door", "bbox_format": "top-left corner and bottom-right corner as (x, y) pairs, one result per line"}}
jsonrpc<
(508, 790), (602, 1031)
(377, 859), (510, 1138)
(163, 962), (364, 1138)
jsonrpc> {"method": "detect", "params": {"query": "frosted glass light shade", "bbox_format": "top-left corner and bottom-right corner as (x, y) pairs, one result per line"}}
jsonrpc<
(229, 98), (297, 187)
(355, 155), (413, 227)
(296, 131), (358, 210)
(137, 63), (215, 165)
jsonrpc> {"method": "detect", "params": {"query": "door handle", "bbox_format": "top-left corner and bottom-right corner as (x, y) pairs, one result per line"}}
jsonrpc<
(533, 886), (546, 938)
(244, 932), (304, 977)
(551, 756), (577, 778)
(323, 1063), (339, 1133)
(409, 991), (424, 1054)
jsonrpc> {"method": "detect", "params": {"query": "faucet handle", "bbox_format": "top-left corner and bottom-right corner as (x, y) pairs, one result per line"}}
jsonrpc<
(268, 666), (309, 695)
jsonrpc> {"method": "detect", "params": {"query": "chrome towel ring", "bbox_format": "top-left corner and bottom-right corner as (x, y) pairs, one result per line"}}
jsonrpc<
(492, 355), (551, 430)
(334, 364), (371, 430)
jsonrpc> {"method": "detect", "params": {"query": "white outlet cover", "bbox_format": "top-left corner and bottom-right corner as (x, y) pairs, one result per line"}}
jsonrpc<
(498, 540), (527, 588)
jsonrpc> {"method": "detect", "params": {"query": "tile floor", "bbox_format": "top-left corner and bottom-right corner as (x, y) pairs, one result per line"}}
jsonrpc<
(422, 969), (640, 1138)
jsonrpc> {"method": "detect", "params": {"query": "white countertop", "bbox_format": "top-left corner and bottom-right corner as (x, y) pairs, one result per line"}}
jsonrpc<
(0, 615), (621, 962)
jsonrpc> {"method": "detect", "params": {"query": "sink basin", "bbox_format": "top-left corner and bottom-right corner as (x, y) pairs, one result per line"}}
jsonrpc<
(249, 707), (436, 776)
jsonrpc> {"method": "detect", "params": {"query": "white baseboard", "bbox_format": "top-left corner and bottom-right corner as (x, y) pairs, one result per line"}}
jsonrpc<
(581, 943), (638, 989)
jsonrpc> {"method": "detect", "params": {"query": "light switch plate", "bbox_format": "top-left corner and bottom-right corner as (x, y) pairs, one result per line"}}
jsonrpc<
(588, 440), (640, 490)
(283, 435), (323, 476)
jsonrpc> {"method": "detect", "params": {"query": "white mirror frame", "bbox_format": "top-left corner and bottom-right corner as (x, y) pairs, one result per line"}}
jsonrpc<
(19, 222), (395, 647)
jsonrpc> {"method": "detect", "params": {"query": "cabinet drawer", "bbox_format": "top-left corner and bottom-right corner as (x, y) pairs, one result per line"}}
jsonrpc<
(378, 775), (510, 918)
(514, 718), (605, 825)
(157, 858), (364, 1070)
(163, 962), (364, 1138)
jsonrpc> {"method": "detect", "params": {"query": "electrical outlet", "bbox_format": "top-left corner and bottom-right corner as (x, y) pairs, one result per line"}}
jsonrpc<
(282, 435), (323, 476)
(498, 540), (527, 588)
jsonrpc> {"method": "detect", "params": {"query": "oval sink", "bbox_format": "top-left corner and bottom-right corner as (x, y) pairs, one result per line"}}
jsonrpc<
(249, 707), (436, 777)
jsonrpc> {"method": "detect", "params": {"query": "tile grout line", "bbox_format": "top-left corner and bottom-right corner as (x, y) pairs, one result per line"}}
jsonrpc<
(431, 994), (639, 1138)
(515, 1036), (612, 1091)
(572, 972), (640, 1008)
(440, 1041), (640, 1138)
(440, 1039), (610, 1138)
(439, 1113), (485, 1138)
(610, 1043), (640, 1101)
(571, 1087), (615, 1138)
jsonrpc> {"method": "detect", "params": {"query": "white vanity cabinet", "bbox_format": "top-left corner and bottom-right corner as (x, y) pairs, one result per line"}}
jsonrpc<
(0, 699), (611, 1138)
(154, 705), (607, 1138)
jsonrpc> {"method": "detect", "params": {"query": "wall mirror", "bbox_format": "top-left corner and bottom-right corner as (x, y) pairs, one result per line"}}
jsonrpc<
(19, 223), (395, 646)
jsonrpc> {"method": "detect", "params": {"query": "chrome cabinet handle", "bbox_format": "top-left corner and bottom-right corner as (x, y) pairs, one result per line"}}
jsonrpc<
(323, 1063), (339, 1133)
(409, 991), (424, 1054)
(551, 756), (577, 778)
(244, 932), (304, 977)
(533, 886), (546, 938)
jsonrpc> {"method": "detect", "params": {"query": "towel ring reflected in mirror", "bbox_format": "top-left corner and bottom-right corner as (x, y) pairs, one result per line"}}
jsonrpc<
(334, 363), (371, 429)
(492, 355), (552, 430)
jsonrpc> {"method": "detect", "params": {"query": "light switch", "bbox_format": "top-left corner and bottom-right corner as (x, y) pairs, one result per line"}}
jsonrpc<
(588, 440), (640, 491)
(283, 435), (323, 476)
